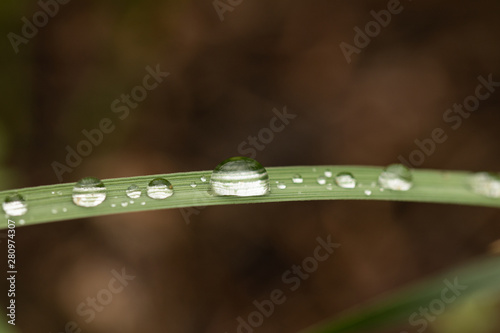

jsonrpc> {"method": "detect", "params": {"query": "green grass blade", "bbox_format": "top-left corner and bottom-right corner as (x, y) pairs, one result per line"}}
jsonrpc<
(301, 255), (500, 333)
(0, 165), (498, 229)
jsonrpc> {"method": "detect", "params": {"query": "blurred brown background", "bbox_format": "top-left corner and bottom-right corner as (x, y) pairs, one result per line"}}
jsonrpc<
(1, 0), (500, 332)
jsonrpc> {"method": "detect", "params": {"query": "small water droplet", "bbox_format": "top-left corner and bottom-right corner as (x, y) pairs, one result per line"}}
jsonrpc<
(190, 182), (197, 188)
(62, 207), (68, 212)
(57, 191), (63, 196)
(469, 172), (500, 198)
(72, 177), (107, 207)
(200, 176), (207, 183)
(209, 157), (270, 197)
(364, 190), (372, 196)
(140, 201), (146, 205)
(111, 203), (116, 208)
(324, 169), (333, 178)
(312, 168), (317, 172)
(317, 176), (327, 185)
(2, 194), (28, 216)
(19, 219), (25, 225)
(326, 183), (333, 190)
(276, 182), (287, 189)
(51, 191), (56, 195)
(126, 185), (142, 199)
(292, 174), (304, 184)
(378, 164), (413, 191)
(121, 202), (128, 207)
(129, 200), (134, 204)
(335, 172), (357, 189)
(51, 208), (57, 214)
(147, 178), (174, 199)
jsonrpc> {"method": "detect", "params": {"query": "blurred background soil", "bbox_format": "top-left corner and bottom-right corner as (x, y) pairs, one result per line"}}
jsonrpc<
(1, 0), (500, 332)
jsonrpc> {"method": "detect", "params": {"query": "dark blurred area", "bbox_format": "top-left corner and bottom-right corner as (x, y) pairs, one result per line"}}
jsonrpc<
(1, 0), (500, 332)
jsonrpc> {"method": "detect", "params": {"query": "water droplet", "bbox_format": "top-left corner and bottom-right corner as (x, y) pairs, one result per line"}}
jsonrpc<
(364, 190), (372, 196)
(2, 194), (28, 216)
(276, 182), (287, 189)
(469, 172), (500, 198)
(378, 164), (413, 191)
(72, 177), (107, 207)
(19, 219), (25, 225)
(51, 208), (57, 214)
(121, 202), (128, 207)
(324, 169), (333, 178)
(126, 185), (141, 199)
(140, 201), (146, 206)
(147, 178), (174, 199)
(326, 183), (333, 190)
(292, 174), (303, 184)
(209, 157), (270, 197)
(62, 208), (67, 212)
(129, 200), (134, 204)
(200, 176), (207, 183)
(317, 176), (327, 185)
(190, 182), (197, 188)
(51, 191), (56, 195)
(335, 172), (357, 189)
(57, 191), (63, 196)
(111, 203), (116, 208)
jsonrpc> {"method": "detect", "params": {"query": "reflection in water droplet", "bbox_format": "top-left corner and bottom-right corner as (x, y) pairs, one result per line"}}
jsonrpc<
(2, 194), (28, 216)
(209, 157), (270, 197)
(292, 174), (303, 184)
(324, 169), (333, 178)
(335, 172), (357, 189)
(317, 176), (326, 185)
(147, 178), (174, 199)
(126, 185), (142, 199)
(72, 177), (107, 207)
(277, 182), (287, 190)
(378, 164), (413, 191)
(469, 172), (500, 198)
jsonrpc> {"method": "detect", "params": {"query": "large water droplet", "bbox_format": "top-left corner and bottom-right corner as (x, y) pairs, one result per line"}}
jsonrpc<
(335, 172), (356, 189)
(469, 172), (500, 198)
(147, 178), (174, 199)
(292, 174), (303, 184)
(126, 185), (142, 199)
(72, 177), (107, 207)
(2, 194), (28, 216)
(378, 164), (413, 191)
(209, 157), (270, 196)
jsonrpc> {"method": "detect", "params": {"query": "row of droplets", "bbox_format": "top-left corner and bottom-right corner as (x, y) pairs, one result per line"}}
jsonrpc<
(2, 157), (500, 217)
